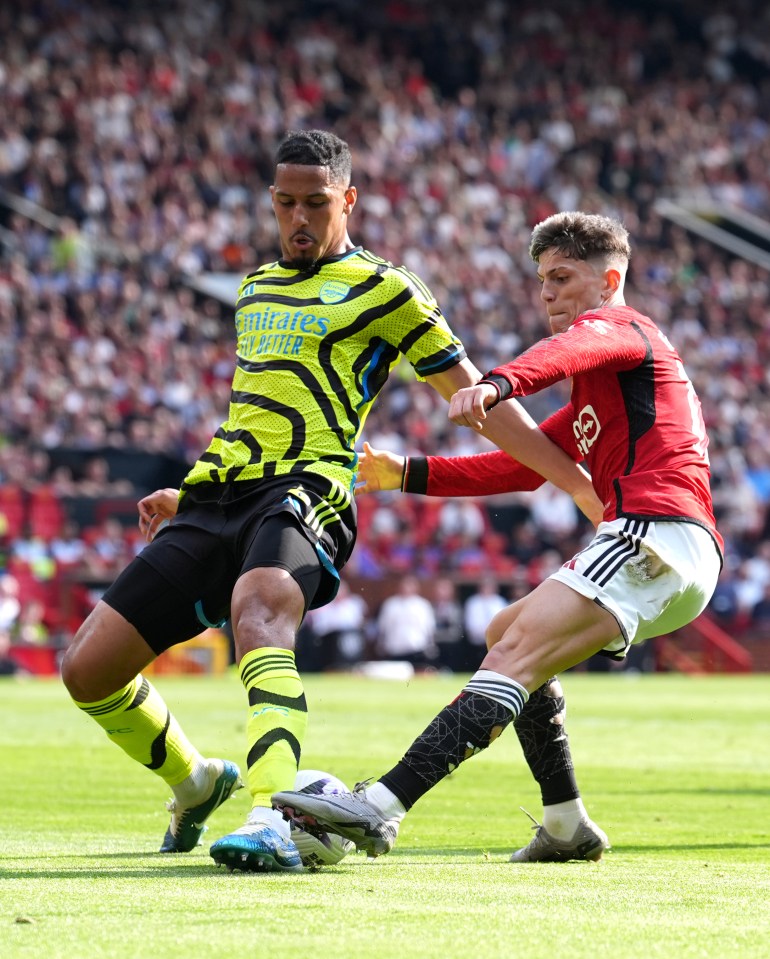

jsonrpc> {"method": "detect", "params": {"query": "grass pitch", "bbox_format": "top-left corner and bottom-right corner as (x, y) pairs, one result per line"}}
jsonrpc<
(1, 671), (768, 959)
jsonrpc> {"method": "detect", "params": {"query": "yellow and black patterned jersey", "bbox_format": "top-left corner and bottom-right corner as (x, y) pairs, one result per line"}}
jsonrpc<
(183, 246), (466, 493)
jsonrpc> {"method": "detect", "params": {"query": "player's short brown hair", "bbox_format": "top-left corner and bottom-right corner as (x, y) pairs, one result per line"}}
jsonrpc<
(529, 211), (631, 264)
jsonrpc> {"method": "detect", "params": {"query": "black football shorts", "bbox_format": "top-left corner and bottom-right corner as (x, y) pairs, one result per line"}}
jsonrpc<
(101, 474), (357, 654)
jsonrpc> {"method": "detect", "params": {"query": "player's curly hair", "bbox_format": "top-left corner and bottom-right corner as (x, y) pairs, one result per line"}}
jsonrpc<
(275, 130), (352, 186)
(529, 211), (631, 264)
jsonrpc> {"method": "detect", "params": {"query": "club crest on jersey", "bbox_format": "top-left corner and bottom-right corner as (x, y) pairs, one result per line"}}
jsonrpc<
(573, 404), (601, 456)
(319, 280), (350, 304)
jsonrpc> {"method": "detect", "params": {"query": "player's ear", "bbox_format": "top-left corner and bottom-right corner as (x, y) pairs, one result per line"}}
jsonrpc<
(604, 267), (621, 297)
(343, 186), (357, 215)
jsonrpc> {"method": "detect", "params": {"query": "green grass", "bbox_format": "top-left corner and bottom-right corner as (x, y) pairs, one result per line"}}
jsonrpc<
(1, 672), (768, 959)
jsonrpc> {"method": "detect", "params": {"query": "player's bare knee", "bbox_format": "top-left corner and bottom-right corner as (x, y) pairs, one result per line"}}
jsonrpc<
(483, 629), (523, 671)
(231, 605), (299, 659)
(61, 606), (145, 701)
(60, 640), (91, 700)
(231, 573), (305, 658)
(481, 620), (551, 689)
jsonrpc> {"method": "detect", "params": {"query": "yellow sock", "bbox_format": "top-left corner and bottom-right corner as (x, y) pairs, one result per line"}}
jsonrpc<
(73, 675), (202, 787)
(240, 648), (307, 808)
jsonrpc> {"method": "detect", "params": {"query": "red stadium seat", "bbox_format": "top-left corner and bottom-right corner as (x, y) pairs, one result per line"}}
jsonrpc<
(0, 485), (26, 539)
(27, 486), (66, 540)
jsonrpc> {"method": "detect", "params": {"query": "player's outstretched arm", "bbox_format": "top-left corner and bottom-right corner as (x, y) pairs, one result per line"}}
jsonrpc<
(362, 407), (601, 524)
(425, 360), (603, 526)
(137, 487), (180, 542)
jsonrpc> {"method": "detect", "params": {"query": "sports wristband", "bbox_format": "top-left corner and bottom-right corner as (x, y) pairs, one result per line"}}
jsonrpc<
(480, 373), (513, 407)
(402, 457), (428, 493)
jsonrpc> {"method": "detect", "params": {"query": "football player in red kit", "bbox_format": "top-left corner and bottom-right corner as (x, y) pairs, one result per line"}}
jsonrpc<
(273, 211), (723, 859)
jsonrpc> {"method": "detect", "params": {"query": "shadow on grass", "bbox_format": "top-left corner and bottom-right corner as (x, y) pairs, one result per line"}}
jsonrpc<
(615, 842), (770, 853)
(3, 839), (768, 880)
(0, 852), (363, 880)
(606, 786), (770, 797)
(364, 841), (770, 859)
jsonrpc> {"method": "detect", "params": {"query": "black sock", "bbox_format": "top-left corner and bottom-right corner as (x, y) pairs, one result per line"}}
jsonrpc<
(380, 689), (516, 810)
(514, 677), (579, 805)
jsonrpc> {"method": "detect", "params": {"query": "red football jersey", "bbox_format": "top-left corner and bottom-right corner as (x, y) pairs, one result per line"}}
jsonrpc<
(412, 305), (723, 555)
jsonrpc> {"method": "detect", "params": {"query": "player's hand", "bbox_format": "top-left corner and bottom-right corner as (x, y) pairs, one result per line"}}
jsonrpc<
(355, 441), (405, 494)
(448, 383), (500, 431)
(572, 484), (604, 528)
(137, 487), (180, 542)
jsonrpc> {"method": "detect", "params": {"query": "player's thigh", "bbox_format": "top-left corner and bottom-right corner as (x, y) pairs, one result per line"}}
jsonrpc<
(231, 514), (323, 649)
(486, 596), (526, 648)
(107, 548), (232, 643)
(64, 543), (232, 700)
(238, 512), (325, 612)
(231, 566), (307, 654)
(484, 579), (620, 688)
(64, 529), (234, 698)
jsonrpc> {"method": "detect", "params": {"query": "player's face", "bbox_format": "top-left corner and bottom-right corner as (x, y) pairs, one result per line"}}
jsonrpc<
(271, 164), (356, 268)
(537, 249), (612, 335)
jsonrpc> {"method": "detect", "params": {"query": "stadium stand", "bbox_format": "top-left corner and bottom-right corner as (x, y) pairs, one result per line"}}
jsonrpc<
(1, 0), (770, 669)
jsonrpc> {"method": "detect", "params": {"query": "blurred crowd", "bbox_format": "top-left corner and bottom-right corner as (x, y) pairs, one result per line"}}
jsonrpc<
(2, 0), (770, 665)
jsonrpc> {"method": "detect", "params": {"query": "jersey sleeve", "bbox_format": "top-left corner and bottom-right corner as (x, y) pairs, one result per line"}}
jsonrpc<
(384, 267), (466, 377)
(404, 405), (580, 496)
(489, 310), (648, 395)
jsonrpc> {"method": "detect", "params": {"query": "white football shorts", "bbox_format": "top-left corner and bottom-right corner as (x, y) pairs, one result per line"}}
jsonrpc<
(549, 517), (722, 658)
